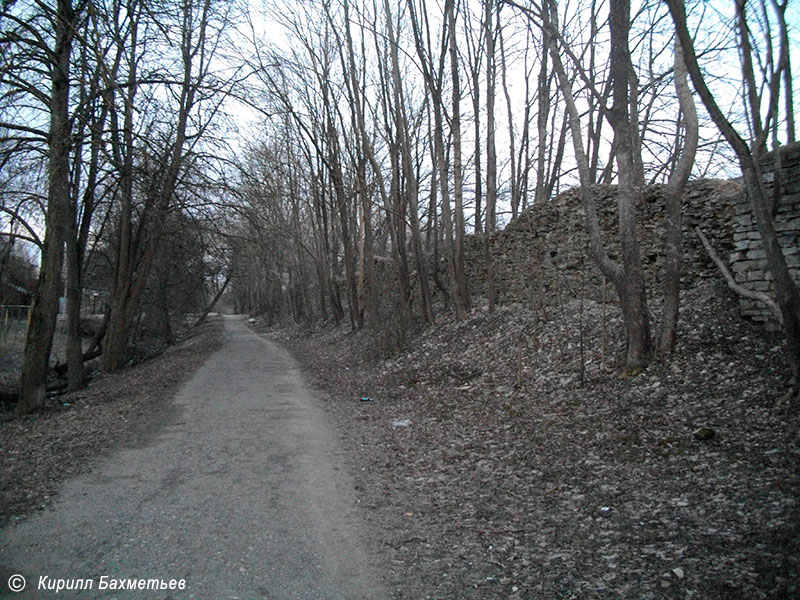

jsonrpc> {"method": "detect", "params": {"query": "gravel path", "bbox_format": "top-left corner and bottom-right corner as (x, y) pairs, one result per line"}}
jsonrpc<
(0, 316), (386, 599)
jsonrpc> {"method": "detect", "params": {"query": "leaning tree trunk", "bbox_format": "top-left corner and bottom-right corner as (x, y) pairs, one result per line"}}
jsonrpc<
(659, 38), (698, 355)
(667, 0), (800, 399)
(194, 272), (232, 328)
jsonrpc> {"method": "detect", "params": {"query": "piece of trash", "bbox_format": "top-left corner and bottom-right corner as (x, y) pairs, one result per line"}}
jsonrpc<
(360, 397), (374, 402)
(600, 506), (610, 512)
(62, 402), (71, 407)
(672, 567), (685, 579)
(247, 317), (256, 323)
(392, 419), (412, 428)
(693, 427), (715, 441)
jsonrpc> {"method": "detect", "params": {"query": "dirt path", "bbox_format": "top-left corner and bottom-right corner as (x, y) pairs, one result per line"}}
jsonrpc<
(0, 316), (387, 599)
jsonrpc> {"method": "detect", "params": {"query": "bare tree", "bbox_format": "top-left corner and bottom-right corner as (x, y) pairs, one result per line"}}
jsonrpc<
(102, 0), (235, 371)
(667, 0), (800, 400)
(63, 5), (116, 390)
(407, 0), (469, 319)
(11, 0), (82, 413)
(658, 37), (698, 355)
(534, 0), (653, 371)
(369, 1), (415, 328)
(337, 0), (379, 328)
(384, 0), (434, 324)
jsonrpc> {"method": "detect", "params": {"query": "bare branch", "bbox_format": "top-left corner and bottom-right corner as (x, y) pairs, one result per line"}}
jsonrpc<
(695, 226), (783, 325)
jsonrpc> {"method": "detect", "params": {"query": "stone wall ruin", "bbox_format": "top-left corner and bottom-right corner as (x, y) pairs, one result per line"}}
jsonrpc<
(461, 161), (800, 332)
(729, 142), (800, 329)
(464, 179), (741, 311)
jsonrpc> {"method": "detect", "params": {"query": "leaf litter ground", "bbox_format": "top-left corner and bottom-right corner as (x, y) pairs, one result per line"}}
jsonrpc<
(254, 279), (799, 600)
(1, 290), (797, 599)
(0, 319), (223, 526)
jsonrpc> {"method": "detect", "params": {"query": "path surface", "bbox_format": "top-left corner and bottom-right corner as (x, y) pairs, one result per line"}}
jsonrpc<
(1, 317), (386, 599)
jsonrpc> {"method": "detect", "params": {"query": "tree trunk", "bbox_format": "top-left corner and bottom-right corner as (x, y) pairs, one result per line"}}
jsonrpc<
(64, 208), (85, 391)
(448, 0), (471, 316)
(499, 26), (518, 219)
(607, 0), (651, 369)
(484, 0), (498, 309)
(658, 38), (698, 355)
(667, 0), (800, 398)
(471, 50), (483, 234)
(325, 116), (362, 330)
(101, 2), (140, 372)
(17, 0), (75, 414)
(534, 18), (550, 206)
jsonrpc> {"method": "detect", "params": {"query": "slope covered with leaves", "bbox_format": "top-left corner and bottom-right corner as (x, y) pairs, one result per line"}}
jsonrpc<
(256, 279), (799, 599)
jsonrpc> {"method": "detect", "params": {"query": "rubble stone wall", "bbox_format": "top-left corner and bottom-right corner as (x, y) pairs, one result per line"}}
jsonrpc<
(463, 179), (741, 312)
(729, 142), (800, 329)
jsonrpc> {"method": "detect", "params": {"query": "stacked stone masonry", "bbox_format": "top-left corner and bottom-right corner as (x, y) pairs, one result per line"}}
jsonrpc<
(730, 142), (800, 329)
(464, 179), (741, 311)
(459, 164), (798, 331)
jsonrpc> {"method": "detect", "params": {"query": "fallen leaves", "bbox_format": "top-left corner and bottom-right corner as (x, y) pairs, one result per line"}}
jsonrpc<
(262, 278), (800, 599)
(0, 319), (224, 525)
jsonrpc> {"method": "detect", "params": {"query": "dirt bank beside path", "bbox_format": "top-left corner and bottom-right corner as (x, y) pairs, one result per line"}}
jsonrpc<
(253, 280), (800, 600)
(1, 316), (387, 599)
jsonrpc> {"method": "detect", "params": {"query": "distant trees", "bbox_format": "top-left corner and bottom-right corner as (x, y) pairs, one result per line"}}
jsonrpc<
(225, 0), (796, 380)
